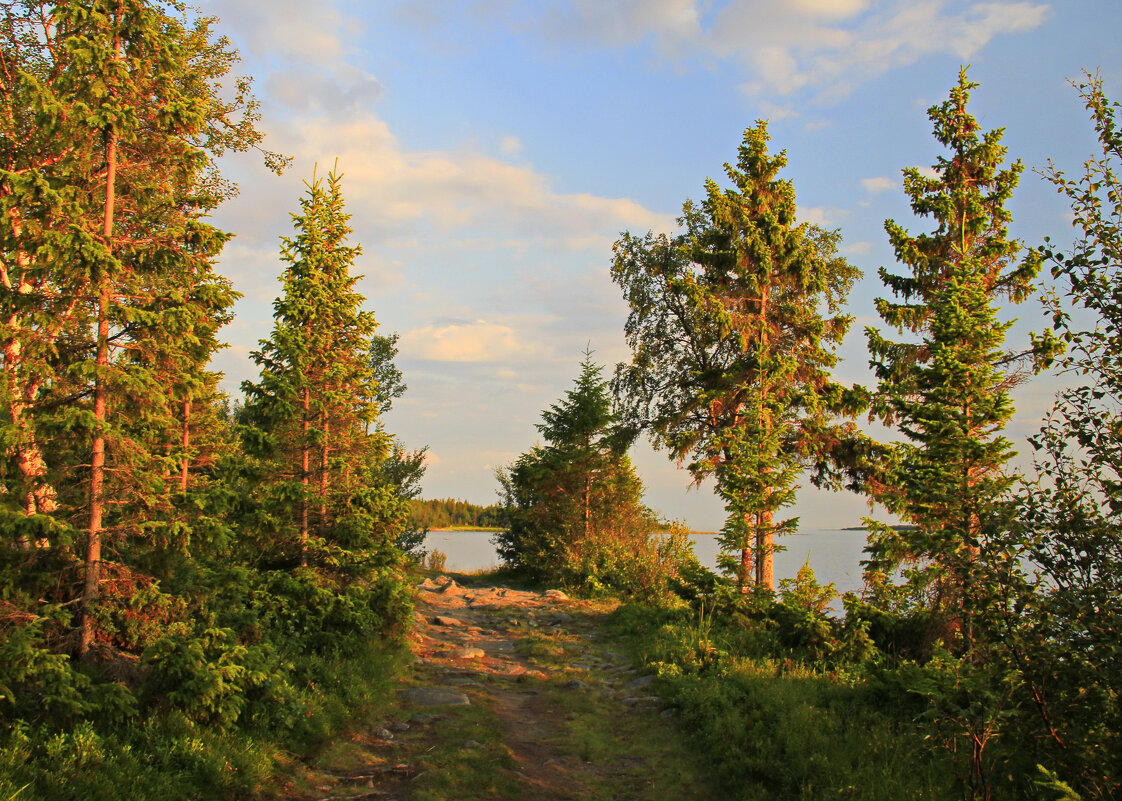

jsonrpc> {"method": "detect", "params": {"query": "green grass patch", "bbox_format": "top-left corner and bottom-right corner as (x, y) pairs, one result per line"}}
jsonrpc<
(404, 698), (522, 801)
(607, 603), (957, 801)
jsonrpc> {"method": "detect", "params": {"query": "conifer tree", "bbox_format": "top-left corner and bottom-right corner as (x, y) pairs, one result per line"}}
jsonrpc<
(243, 168), (385, 566)
(0, 0), (280, 656)
(863, 70), (1046, 639)
(497, 353), (654, 587)
(613, 123), (861, 590)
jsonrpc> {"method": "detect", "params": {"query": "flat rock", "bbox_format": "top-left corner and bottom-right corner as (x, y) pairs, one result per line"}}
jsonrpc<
(542, 589), (569, 601)
(626, 674), (657, 691)
(621, 695), (661, 706)
(430, 615), (465, 627)
(448, 646), (486, 660)
(398, 687), (472, 707)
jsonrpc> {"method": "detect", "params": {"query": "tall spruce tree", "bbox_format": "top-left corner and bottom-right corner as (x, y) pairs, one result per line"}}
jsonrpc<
(863, 70), (1045, 640)
(243, 168), (386, 566)
(0, 0), (279, 656)
(613, 123), (861, 591)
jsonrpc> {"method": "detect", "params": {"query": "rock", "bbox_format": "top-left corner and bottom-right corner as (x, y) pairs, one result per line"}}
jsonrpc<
(621, 695), (661, 706)
(542, 589), (569, 601)
(626, 674), (657, 691)
(660, 708), (679, 718)
(565, 679), (589, 690)
(517, 670), (549, 683)
(375, 727), (395, 740)
(409, 713), (446, 725)
(462, 740), (483, 749)
(430, 615), (465, 627)
(440, 580), (463, 595)
(448, 646), (486, 660)
(397, 687), (471, 707)
(390, 720), (411, 732)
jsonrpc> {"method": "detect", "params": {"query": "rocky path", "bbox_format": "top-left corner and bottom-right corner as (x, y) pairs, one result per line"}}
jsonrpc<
(279, 573), (712, 801)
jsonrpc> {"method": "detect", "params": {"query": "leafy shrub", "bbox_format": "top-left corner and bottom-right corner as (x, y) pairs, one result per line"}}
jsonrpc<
(0, 613), (90, 724)
(142, 626), (263, 728)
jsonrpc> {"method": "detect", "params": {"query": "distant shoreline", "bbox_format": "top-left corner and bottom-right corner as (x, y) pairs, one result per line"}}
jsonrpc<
(428, 527), (868, 536)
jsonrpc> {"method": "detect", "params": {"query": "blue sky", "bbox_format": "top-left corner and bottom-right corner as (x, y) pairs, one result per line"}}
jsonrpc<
(198, 0), (1120, 532)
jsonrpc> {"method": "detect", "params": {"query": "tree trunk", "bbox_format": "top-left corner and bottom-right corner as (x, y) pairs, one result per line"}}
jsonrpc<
(179, 397), (191, 494)
(80, 66), (119, 656)
(583, 473), (591, 541)
(319, 413), (329, 531)
(740, 512), (754, 593)
(756, 509), (775, 591)
(300, 386), (310, 566)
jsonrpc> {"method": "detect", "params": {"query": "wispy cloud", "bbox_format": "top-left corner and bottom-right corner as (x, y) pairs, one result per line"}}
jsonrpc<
(862, 176), (898, 193)
(399, 319), (555, 363)
(524, 1), (1050, 100)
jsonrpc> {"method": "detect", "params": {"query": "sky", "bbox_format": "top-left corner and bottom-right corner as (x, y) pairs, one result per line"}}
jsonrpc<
(195, 0), (1121, 532)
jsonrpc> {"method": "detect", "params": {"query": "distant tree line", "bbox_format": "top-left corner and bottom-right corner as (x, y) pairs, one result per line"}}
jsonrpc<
(409, 497), (504, 530)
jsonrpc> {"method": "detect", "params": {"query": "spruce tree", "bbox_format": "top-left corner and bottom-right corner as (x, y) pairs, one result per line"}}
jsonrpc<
(613, 123), (861, 590)
(243, 168), (386, 566)
(863, 70), (1044, 640)
(497, 353), (662, 592)
(0, 0), (279, 656)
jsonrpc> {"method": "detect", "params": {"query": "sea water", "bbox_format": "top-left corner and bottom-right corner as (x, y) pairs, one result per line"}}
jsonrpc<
(421, 528), (870, 598)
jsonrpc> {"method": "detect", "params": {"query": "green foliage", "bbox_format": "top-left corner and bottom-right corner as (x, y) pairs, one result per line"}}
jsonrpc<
(613, 122), (863, 590)
(496, 354), (694, 599)
(902, 648), (1021, 800)
(863, 70), (1044, 642)
(609, 603), (955, 800)
(408, 497), (504, 531)
(978, 72), (1122, 800)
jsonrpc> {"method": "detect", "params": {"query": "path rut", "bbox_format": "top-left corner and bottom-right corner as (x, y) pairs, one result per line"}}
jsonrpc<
(278, 573), (707, 801)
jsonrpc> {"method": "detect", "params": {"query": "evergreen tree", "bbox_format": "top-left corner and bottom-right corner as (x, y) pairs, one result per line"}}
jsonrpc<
(863, 70), (1048, 641)
(613, 123), (861, 591)
(243, 167), (389, 567)
(496, 353), (682, 594)
(0, 0), (280, 656)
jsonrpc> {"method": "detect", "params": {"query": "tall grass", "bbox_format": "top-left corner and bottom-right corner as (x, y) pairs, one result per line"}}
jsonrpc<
(608, 603), (956, 801)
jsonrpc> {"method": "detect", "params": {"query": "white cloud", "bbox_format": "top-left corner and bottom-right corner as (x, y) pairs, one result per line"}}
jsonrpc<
(722, 0), (1050, 100)
(500, 135), (523, 155)
(202, 0), (382, 114)
(842, 240), (874, 255)
(533, 1), (1050, 100)
(399, 319), (555, 363)
(543, 0), (704, 56)
(861, 176), (897, 193)
(799, 206), (849, 227)
(270, 113), (675, 244)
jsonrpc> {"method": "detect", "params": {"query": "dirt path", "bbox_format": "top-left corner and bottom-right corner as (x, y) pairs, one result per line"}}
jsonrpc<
(278, 573), (713, 801)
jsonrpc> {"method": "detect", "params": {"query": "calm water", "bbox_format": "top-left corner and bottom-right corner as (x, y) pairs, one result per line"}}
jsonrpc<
(422, 528), (869, 598)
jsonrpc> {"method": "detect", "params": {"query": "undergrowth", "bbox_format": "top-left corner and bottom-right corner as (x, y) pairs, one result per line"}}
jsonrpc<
(606, 599), (958, 800)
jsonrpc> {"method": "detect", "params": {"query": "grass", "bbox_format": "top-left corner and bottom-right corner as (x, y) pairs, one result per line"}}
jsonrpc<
(606, 602), (958, 801)
(403, 702), (524, 801)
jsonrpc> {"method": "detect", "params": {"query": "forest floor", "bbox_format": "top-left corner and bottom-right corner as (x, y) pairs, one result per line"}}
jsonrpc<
(272, 572), (716, 801)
